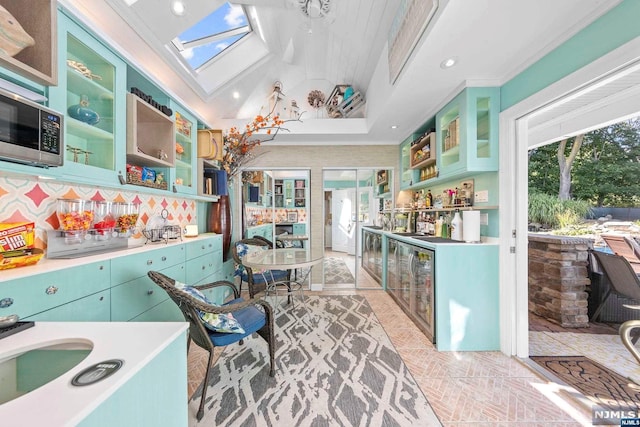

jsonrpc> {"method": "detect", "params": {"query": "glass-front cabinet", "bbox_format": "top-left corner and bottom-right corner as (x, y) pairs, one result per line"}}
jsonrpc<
(399, 138), (418, 189)
(49, 10), (126, 185)
(172, 109), (196, 194)
(436, 87), (499, 178)
(386, 238), (435, 342)
(361, 229), (382, 284)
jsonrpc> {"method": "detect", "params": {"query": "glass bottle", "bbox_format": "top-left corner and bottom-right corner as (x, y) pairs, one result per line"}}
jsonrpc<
(451, 209), (463, 241)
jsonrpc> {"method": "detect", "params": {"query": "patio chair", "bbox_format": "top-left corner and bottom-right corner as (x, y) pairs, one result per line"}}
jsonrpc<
(232, 238), (291, 298)
(600, 234), (640, 274)
(147, 271), (275, 421)
(589, 250), (640, 328)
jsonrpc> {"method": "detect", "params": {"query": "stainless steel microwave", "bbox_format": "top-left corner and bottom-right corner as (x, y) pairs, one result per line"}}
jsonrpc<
(0, 87), (63, 168)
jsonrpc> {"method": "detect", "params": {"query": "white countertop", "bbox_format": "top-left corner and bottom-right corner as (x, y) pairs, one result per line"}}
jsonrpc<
(0, 321), (188, 426)
(0, 234), (219, 283)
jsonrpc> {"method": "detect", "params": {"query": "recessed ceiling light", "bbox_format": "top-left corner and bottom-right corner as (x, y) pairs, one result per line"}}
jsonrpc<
(390, 125), (398, 129)
(232, 91), (240, 99)
(440, 56), (458, 69)
(170, 0), (186, 16)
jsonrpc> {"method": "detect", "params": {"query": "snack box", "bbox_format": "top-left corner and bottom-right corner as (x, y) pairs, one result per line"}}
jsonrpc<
(0, 248), (44, 270)
(0, 222), (35, 252)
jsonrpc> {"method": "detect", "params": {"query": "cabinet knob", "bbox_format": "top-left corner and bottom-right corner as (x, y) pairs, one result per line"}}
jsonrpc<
(161, 256), (167, 261)
(147, 260), (153, 265)
(147, 290), (154, 295)
(99, 265), (104, 270)
(99, 296), (104, 301)
(201, 245), (205, 250)
(45, 286), (58, 295)
(0, 298), (14, 308)
(201, 265), (205, 270)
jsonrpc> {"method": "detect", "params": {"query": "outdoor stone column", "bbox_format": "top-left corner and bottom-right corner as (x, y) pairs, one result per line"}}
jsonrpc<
(528, 234), (593, 328)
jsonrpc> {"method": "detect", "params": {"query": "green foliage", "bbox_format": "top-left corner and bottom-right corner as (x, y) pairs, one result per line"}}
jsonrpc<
(528, 192), (592, 228)
(529, 119), (640, 207)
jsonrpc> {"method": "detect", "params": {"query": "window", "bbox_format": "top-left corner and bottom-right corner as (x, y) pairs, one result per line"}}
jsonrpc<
(170, 2), (251, 71)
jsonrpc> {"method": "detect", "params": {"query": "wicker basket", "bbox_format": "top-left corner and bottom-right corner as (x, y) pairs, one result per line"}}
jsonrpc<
(142, 225), (181, 244)
(126, 172), (168, 190)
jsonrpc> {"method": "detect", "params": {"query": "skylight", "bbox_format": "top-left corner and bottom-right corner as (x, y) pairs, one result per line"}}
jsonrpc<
(171, 2), (251, 71)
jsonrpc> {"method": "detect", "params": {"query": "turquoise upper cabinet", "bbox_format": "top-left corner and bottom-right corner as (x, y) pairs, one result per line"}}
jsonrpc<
(49, 9), (127, 186)
(399, 137), (418, 189)
(171, 107), (197, 195)
(436, 87), (499, 179)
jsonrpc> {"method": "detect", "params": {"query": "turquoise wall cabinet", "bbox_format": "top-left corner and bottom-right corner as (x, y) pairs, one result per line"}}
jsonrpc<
(436, 87), (500, 179)
(49, 9), (127, 186)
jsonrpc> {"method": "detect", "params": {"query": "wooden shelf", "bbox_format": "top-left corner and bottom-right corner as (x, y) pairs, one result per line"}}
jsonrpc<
(126, 93), (175, 167)
(410, 132), (436, 169)
(0, 1), (57, 85)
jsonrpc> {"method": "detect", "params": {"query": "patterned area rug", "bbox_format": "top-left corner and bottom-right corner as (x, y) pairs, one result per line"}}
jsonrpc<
(531, 356), (640, 413)
(323, 257), (355, 285)
(190, 295), (441, 426)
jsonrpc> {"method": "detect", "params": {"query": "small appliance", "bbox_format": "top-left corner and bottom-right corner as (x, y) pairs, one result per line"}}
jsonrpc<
(0, 86), (63, 168)
(184, 224), (198, 237)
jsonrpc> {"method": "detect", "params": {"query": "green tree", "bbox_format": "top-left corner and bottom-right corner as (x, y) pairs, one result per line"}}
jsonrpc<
(529, 119), (640, 207)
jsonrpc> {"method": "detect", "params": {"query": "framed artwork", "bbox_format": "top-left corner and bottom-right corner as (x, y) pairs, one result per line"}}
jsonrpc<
(287, 211), (298, 223)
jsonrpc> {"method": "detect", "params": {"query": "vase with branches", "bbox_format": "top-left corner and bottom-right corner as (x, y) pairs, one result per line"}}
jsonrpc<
(221, 105), (303, 180)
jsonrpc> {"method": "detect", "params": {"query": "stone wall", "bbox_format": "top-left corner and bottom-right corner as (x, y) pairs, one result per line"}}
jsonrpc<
(528, 234), (593, 328)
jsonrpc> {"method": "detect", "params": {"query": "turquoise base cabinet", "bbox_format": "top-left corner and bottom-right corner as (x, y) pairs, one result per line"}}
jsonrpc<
(1, 234), (227, 323)
(384, 234), (499, 351)
(78, 331), (188, 427)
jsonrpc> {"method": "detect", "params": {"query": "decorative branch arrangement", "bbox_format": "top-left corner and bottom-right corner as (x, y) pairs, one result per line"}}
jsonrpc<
(221, 103), (303, 179)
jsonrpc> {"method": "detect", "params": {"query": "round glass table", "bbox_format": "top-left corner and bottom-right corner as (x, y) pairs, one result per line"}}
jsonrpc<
(242, 248), (323, 311)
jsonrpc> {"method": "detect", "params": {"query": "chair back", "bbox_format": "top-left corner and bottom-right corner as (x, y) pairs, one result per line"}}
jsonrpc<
(601, 234), (640, 268)
(147, 271), (214, 352)
(591, 250), (640, 301)
(231, 238), (271, 265)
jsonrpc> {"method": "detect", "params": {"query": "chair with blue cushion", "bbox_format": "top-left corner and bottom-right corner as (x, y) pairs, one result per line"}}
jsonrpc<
(147, 271), (275, 421)
(232, 238), (291, 299)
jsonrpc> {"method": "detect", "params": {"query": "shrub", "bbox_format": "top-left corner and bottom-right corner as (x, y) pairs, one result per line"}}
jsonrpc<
(528, 192), (592, 229)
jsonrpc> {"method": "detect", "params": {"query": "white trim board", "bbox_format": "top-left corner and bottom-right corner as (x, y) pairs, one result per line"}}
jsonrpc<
(498, 36), (640, 357)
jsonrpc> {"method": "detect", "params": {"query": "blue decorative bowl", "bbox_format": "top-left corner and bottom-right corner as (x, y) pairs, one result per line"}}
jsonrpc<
(68, 95), (100, 125)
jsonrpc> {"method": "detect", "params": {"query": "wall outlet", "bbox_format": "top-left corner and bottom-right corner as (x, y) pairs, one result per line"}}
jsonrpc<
(475, 190), (489, 203)
(480, 213), (489, 225)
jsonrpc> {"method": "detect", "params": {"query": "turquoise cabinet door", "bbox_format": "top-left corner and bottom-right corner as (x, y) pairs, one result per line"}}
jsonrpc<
(171, 106), (197, 195)
(0, 261), (110, 319)
(25, 290), (111, 321)
(111, 263), (185, 321)
(293, 224), (306, 235)
(49, 10), (127, 186)
(399, 138), (418, 189)
(130, 298), (183, 322)
(111, 245), (185, 284)
(436, 87), (499, 179)
(284, 180), (295, 208)
(186, 254), (219, 285)
(185, 235), (221, 260)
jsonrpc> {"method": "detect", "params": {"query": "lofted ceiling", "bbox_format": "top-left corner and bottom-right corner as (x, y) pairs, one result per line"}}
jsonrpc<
(62, 0), (620, 145)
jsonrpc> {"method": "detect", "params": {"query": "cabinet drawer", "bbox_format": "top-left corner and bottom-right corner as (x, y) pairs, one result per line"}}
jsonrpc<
(111, 245), (185, 284)
(185, 235), (222, 260)
(111, 264), (185, 321)
(24, 290), (111, 322)
(130, 298), (183, 322)
(0, 261), (110, 319)
(185, 255), (221, 285)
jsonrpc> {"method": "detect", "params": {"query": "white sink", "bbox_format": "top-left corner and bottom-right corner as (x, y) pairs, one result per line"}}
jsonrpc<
(0, 339), (93, 405)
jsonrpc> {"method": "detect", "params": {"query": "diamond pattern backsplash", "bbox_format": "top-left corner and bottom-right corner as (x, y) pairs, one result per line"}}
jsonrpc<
(0, 177), (199, 249)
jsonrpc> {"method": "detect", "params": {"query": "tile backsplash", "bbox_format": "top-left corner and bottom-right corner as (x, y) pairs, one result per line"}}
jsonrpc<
(0, 176), (198, 249)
